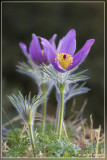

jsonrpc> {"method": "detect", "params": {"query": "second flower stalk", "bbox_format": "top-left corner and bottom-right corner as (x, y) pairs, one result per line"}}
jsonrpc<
(57, 82), (65, 139)
(27, 109), (36, 157)
(41, 90), (47, 135)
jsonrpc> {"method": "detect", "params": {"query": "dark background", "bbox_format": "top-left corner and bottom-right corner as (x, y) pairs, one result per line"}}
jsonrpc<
(2, 2), (104, 129)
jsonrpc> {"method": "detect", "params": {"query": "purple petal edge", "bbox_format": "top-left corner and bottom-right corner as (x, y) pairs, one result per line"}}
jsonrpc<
(19, 42), (29, 55)
(29, 36), (41, 66)
(31, 34), (50, 65)
(49, 34), (57, 49)
(67, 39), (95, 71)
(60, 29), (76, 56)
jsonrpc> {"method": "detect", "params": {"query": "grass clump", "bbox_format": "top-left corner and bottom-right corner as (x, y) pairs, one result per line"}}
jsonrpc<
(5, 128), (30, 157)
(4, 128), (80, 158)
(3, 122), (104, 158)
(35, 130), (80, 157)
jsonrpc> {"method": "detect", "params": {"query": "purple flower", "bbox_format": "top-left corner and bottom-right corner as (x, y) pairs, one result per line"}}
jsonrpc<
(19, 33), (57, 66)
(41, 29), (95, 72)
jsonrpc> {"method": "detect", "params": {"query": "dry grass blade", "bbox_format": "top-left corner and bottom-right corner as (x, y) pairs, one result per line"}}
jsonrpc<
(2, 115), (21, 127)
(74, 99), (88, 121)
(20, 125), (28, 138)
(81, 122), (86, 143)
(63, 122), (68, 137)
(95, 125), (101, 157)
(90, 114), (93, 143)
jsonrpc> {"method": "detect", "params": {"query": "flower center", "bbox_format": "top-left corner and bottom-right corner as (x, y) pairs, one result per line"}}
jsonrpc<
(55, 53), (73, 69)
(63, 54), (66, 59)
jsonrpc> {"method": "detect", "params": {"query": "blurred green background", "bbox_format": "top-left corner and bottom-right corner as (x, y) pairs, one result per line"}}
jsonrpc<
(2, 2), (104, 129)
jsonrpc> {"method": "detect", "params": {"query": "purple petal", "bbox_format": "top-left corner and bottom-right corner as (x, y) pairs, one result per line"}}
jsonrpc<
(19, 42), (29, 56)
(32, 33), (37, 39)
(49, 34), (57, 49)
(39, 49), (50, 66)
(41, 37), (56, 64)
(57, 37), (64, 53)
(41, 37), (66, 72)
(32, 33), (50, 65)
(67, 39), (95, 71)
(59, 29), (76, 56)
(29, 35), (41, 66)
(41, 51), (50, 65)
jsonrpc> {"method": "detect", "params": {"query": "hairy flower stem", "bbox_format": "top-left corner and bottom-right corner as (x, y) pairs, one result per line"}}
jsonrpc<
(28, 124), (36, 157)
(56, 104), (60, 133)
(58, 84), (65, 139)
(42, 92), (47, 135)
(28, 109), (36, 157)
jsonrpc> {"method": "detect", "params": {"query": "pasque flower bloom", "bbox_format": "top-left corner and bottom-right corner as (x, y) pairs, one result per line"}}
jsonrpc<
(19, 33), (57, 66)
(41, 29), (95, 72)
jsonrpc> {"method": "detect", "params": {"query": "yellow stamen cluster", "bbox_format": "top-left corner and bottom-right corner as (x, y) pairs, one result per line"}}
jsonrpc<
(55, 53), (73, 69)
